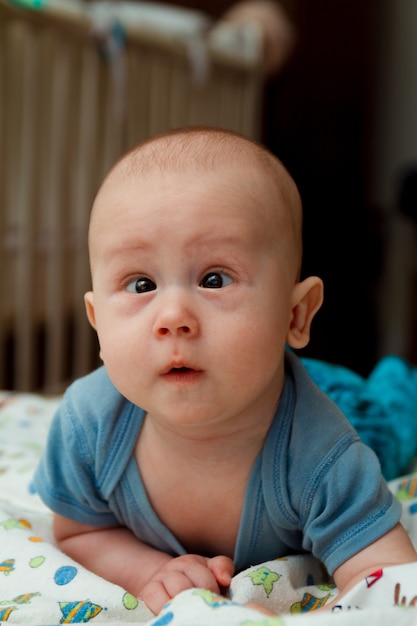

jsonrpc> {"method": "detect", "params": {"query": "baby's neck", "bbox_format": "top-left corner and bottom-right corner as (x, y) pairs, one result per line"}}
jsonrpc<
(139, 408), (274, 470)
(135, 412), (273, 558)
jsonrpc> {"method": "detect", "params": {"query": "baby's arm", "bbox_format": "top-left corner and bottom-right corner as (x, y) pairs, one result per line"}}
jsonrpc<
(246, 523), (417, 616)
(53, 514), (234, 614)
(328, 522), (417, 609)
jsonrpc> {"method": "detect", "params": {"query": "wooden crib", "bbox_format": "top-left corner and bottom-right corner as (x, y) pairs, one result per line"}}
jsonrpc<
(0, 0), (263, 392)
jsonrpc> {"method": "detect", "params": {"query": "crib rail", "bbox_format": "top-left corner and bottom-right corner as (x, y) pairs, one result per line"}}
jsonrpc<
(0, 1), (263, 392)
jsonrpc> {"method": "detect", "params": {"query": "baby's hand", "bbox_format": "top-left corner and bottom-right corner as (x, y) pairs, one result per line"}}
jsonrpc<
(140, 554), (234, 614)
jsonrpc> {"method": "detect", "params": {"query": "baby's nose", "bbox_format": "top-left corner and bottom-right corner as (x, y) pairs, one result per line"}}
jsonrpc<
(155, 324), (194, 337)
(152, 294), (199, 338)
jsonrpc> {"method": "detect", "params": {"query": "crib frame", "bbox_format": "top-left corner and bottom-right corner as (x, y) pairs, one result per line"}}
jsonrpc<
(0, 0), (263, 392)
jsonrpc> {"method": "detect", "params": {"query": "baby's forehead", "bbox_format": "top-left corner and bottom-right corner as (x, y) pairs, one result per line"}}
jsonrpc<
(103, 149), (287, 220)
(93, 131), (302, 245)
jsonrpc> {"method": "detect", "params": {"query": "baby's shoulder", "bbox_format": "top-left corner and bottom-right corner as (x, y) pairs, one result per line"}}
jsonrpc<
(65, 366), (127, 416)
(286, 351), (358, 441)
(57, 367), (140, 444)
(51, 367), (142, 467)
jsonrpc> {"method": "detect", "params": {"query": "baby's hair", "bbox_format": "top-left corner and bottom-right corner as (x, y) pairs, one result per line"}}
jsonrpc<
(115, 126), (290, 186)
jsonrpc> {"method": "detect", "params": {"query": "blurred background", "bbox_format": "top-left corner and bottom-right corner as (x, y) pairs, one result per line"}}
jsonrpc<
(1, 0), (416, 392)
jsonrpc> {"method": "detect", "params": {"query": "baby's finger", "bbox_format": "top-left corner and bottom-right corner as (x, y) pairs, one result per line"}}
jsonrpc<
(143, 569), (207, 615)
(183, 561), (222, 592)
(141, 580), (172, 615)
(208, 555), (235, 587)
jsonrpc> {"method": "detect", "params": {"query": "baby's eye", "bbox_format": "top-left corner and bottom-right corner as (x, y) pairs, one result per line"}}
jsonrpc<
(126, 277), (157, 293)
(200, 272), (233, 289)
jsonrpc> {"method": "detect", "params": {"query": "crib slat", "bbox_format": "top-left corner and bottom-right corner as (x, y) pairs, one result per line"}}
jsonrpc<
(13, 26), (40, 391)
(71, 43), (101, 381)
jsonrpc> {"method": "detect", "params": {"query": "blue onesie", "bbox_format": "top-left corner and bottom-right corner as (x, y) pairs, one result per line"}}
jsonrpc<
(33, 350), (401, 575)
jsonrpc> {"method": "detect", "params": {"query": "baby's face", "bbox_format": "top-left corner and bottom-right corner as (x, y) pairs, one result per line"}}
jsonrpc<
(86, 162), (299, 431)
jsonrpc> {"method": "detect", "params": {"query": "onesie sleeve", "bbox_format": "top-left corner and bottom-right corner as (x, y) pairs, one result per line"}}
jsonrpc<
(297, 434), (402, 574)
(33, 370), (130, 527)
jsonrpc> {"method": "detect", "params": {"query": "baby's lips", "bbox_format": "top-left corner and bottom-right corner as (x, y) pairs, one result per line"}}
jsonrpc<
(162, 358), (201, 375)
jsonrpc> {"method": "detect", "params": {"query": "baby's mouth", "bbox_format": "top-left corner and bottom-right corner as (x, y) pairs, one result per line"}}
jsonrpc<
(162, 364), (203, 382)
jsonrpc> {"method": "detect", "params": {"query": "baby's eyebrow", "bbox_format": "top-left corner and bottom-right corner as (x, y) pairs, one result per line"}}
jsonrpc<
(188, 234), (244, 247)
(187, 223), (261, 245)
(102, 238), (153, 258)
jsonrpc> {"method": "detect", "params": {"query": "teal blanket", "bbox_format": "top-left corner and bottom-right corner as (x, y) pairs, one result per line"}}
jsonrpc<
(301, 355), (417, 480)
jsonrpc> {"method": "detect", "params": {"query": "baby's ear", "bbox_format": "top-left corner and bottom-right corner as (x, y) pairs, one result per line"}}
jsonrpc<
(84, 292), (104, 361)
(286, 277), (323, 349)
(84, 291), (97, 330)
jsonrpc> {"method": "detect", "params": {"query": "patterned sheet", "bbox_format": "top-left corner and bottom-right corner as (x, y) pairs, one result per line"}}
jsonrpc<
(0, 391), (416, 625)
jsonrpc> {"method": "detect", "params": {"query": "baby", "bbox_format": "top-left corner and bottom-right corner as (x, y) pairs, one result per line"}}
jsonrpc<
(34, 127), (417, 615)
